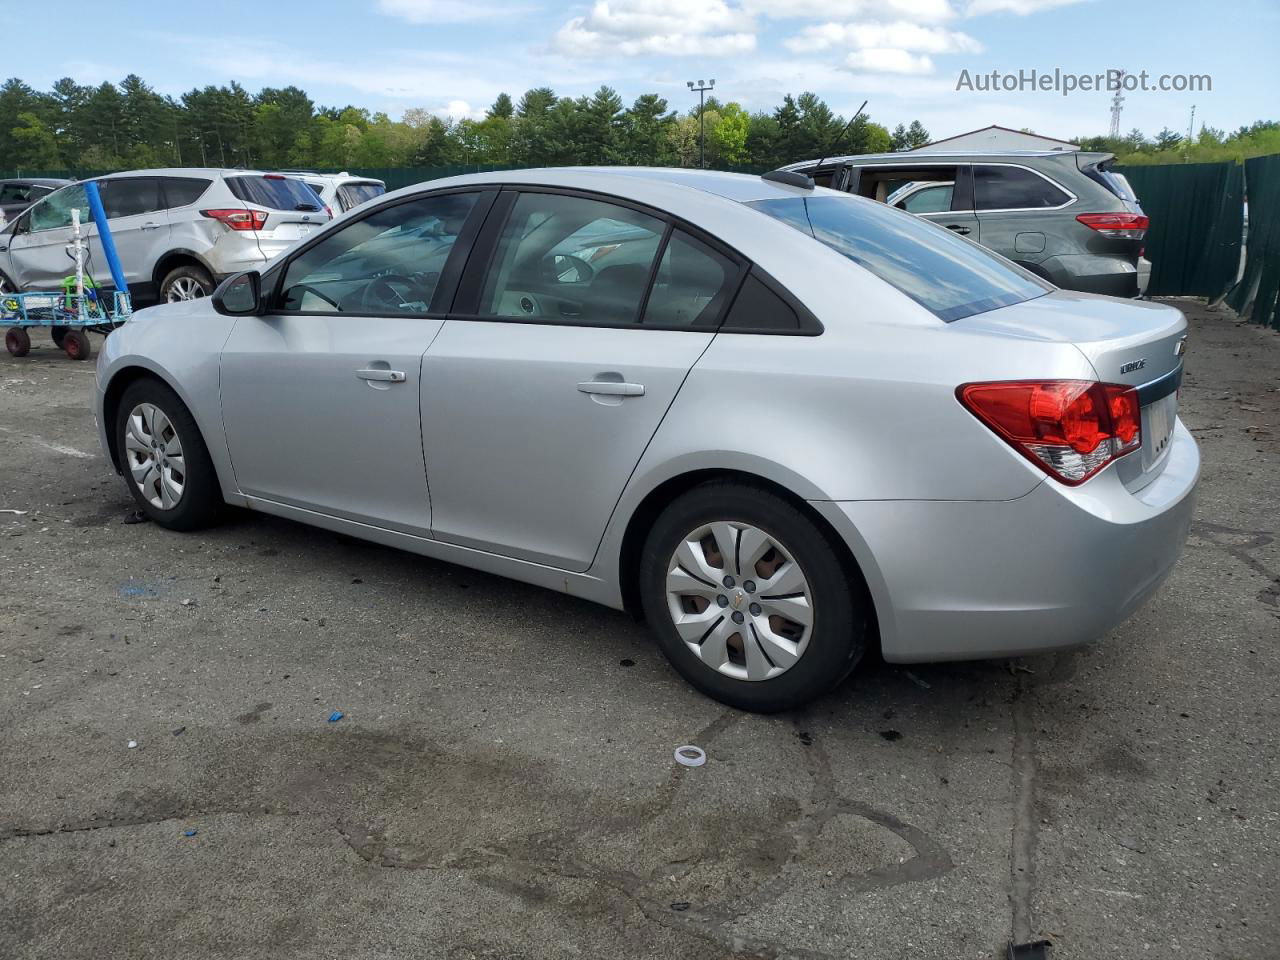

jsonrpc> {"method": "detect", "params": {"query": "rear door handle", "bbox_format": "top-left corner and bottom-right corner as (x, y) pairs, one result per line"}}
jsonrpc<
(577, 380), (645, 397)
(945, 224), (972, 235)
(356, 368), (406, 382)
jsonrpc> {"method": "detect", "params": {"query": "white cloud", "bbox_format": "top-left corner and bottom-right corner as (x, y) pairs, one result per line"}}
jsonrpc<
(747, 0), (958, 23)
(786, 21), (981, 54)
(375, 0), (521, 23)
(551, 0), (757, 58)
(965, 0), (1088, 14)
(434, 99), (485, 120)
(845, 48), (935, 74)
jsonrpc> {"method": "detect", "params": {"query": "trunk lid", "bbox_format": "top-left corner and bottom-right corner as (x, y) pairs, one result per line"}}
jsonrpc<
(222, 174), (330, 259)
(959, 290), (1187, 489)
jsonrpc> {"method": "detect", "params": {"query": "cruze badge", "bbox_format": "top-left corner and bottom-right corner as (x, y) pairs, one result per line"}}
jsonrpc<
(1120, 358), (1146, 374)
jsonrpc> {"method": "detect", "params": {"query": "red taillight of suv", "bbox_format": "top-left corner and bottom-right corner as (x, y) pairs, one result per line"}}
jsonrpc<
(200, 208), (268, 231)
(1075, 212), (1149, 240)
(958, 380), (1141, 485)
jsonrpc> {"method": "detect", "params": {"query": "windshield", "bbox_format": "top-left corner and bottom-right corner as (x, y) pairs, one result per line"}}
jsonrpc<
(750, 194), (1051, 322)
(225, 175), (323, 212)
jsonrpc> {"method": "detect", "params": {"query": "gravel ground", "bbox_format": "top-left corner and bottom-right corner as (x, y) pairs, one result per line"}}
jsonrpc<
(1, 298), (1276, 960)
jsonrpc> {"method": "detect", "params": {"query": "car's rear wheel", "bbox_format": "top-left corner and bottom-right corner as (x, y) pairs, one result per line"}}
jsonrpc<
(115, 378), (222, 530)
(161, 265), (214, 303)
(639, 481), (866, 712)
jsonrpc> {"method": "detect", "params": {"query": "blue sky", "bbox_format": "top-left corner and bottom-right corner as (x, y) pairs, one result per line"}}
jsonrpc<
(19, 0), (1280, 141)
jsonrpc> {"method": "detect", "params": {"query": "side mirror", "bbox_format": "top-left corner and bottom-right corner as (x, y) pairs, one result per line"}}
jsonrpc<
(211, 270), (263, 316)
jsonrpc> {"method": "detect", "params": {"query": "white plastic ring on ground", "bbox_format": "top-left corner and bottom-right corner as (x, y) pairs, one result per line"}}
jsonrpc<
(674, 745), (707, 767)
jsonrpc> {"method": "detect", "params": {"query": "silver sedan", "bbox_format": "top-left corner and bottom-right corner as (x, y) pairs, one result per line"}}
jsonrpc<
(94, 168), (1199, 711)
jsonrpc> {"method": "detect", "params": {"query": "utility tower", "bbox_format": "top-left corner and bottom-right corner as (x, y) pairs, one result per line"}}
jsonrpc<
(1108, 70), (1125, 139)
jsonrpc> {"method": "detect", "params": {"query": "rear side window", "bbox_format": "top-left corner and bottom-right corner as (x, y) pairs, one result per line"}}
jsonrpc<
(641, 231), (736, 327)
(98, 178), (163, 219)
(722, 273), (801, 332)
(163, 177), (212, 208)
(751, 195), (1051, 323)
(974, 166), (1071, 210)
(225, 175), (322, 212)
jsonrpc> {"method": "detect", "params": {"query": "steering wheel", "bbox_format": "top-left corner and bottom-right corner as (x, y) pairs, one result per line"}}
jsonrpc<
(290, 283), (341, 309)
(362, 274), (433, 312)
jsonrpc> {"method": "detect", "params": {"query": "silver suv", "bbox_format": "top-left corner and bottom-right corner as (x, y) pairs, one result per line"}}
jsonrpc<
(783, 151), (1148, 298)
(0, 169), (330, 302)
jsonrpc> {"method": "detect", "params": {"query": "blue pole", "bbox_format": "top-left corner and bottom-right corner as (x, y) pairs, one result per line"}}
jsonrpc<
(83, 180), (129, 295)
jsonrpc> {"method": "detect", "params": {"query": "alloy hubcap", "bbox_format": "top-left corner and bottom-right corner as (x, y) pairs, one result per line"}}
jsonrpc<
(166, 277), (206, 302)
(665, 521), (813, 682)
(124, 403), (186, 510)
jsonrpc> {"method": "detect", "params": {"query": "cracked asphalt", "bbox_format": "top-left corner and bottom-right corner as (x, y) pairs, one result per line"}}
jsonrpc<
(1, 299), (1277, 960)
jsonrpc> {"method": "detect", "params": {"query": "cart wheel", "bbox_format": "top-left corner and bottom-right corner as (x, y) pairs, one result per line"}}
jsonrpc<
(50, 325), (69, 348)
(5, 326), (30, 357)
(63, 329), (92, 361)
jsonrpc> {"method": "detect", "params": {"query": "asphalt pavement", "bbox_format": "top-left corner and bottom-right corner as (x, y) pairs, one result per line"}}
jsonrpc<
(1, 298), (1276, 960)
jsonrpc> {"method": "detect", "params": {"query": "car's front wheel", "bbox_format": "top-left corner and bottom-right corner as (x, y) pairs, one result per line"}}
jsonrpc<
(639, 481), (867, 712)
(115, 378), (222, 530)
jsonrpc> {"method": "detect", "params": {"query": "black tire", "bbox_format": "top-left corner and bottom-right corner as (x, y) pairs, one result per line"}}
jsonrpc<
(115, 378), (222, 530)
(50, 325), (69, 347)
(160, 264), (215, 303)
(5, 326), (30, 357)
(638, 481), (867, 713)
(62, 329), (91, 361)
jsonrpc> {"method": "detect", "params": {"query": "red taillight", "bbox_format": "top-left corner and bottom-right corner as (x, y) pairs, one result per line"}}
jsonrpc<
(1075, 212), (1149, 240)
(200, 208), (267, 231)
(958, 380), (1141, 485)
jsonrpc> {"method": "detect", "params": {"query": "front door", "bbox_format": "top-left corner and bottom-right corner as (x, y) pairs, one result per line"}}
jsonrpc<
(421, 190), (741, 572)
(7, 182), (89, 289)
(219, 190), (488, 535)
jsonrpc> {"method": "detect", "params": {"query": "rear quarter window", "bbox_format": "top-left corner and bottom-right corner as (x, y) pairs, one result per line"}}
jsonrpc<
(750, 194), (1051, 323)
(225, 175), (323, 211)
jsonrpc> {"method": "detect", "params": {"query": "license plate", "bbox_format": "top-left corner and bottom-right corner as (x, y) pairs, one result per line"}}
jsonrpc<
(1141, 393), (1177, 470)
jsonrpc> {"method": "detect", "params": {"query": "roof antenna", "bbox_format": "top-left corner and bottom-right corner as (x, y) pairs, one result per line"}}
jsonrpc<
(814, 99), (868, 174)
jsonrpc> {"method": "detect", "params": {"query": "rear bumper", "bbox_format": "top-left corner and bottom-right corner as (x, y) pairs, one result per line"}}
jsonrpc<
(1040, 253), (1139, 298)
(812, 419), (1199, 662)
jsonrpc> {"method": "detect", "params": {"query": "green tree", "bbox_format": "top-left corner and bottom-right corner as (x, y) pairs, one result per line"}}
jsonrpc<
(619, 94), (674, 165)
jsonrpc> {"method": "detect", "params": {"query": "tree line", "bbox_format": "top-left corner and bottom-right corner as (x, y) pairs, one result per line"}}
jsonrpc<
(0, 75), (929, 174)
(1, 74), (1273, 176)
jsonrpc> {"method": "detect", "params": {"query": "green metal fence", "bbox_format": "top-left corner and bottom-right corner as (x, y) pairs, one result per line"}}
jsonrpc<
(1226, 154), (1280, 330)
(1117, 161), (1245, 301)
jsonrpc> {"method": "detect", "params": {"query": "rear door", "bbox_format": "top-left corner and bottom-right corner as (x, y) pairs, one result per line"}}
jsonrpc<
(972, 163), (1075, 264)
(219, 189), (491, 533)
(93, 177), (169, 290)
(420, 189), (742, 571)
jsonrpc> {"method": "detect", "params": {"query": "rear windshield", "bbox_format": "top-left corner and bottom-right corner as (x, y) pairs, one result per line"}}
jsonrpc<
(750, 194), (1051, 322)
(338, 182), (385, 208)
(225, 175), (323, 212)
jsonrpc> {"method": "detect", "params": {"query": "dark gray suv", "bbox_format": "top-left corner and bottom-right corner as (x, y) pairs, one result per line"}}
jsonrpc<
(782, 151), (1148, 298)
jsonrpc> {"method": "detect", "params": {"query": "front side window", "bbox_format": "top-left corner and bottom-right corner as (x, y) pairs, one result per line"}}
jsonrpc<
(478, 193), (665, 325)
(98, 178), (163, 219)
(278, 193), (479, 313)
(0, 183), (31, 204)
(899, 184), (953, 214)
(751, 194), (1051, 322)
(27, 183), (88, 232)
(974, 165), (1071, 210)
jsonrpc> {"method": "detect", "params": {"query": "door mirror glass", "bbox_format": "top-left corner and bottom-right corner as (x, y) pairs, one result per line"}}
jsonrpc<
(212, 271), (262, 316)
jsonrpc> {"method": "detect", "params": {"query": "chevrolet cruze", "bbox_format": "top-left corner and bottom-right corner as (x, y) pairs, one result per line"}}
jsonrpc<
(94, 167), (1199, 711)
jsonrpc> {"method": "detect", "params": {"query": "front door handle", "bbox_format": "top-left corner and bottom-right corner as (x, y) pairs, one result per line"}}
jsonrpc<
(945, 224), (972, 235)
(356, 368), (406, 383)
(578, 380), (644, 397)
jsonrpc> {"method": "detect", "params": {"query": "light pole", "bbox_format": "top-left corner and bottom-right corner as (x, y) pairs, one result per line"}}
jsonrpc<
(687, 79), (715, 168)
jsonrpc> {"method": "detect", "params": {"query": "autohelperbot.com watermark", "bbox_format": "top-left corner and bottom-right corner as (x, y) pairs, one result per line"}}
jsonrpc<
(955, 68), (1212, 96)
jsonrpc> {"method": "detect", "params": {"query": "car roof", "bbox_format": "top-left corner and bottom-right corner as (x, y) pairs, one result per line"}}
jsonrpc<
(0, 177), (71, 186)
(94, 168), (288, 179)
(781, 150), (1082, 169)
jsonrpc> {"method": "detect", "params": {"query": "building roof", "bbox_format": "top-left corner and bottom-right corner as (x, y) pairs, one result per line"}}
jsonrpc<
(917, 125), (1080, 149)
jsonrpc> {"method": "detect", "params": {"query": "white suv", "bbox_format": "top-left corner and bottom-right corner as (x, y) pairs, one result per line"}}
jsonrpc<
(0, 169), (331, 302)
(274, 172), (386, 218)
